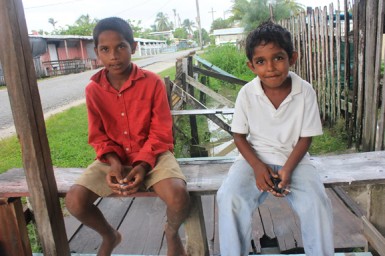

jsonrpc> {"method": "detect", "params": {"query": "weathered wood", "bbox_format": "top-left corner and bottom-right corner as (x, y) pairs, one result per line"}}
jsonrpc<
(184, 195), (209, 256)
(363, 216), (385, 256)
(329, 3), (336, 122)
(0, 198), (32, 256)
(1, 151), (385, 198)
(171, 108), (234, 116)
(374, 0), (385, 150)
(172, 83), (232, 134)
(186, 75), (234, 107)
(193, 66), (248, 86)
(114, 197), (166, 254)
(335, 2), (342, 120)
(0, 0), (69, 255)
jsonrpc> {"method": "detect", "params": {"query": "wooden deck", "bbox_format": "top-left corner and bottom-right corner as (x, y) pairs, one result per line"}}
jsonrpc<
(64, 188), (367, 255)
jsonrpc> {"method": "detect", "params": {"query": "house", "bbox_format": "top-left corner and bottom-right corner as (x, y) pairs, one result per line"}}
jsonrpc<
(212, 27), (245, 45)
(29, 34), (97, 77)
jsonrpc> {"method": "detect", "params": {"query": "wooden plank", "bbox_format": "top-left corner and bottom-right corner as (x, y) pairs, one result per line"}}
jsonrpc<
(259, 195), (302, 252)
(212, 195), (220, 255)
(362, 216), (385, 256)
(184, 195), (209, 256)
(374, 0), (385, 150)
(1, 151), (385, 197)
(186, 75), (234, 107)
(193, 55), (236, 78)
(251, 207), (264, 253)
(0, 198), (32, 255)
(171, 108), (234, 116)
(172, 83), (232, 134)
(192, 66), (248, 86)
(327, 190), (366, 249)
(0, 0), (70, 255)
(114, 197), (166, 255)
(329, 3), (336, 122)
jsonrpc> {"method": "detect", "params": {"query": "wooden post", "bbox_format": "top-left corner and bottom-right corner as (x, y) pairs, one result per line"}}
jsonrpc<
(0, 198), (32, 256)
(187, 56), (200, 147)
(0, 0), (70, 255)
(184, 195), (209, 256)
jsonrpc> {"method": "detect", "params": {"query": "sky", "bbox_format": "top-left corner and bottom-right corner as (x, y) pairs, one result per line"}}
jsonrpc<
(23, 0), (345, 34)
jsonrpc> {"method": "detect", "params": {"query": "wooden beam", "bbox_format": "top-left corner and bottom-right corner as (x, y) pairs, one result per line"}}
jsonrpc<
(171, 108), (234, 116)
(0, 0), (70, 255)
(186, 75), (234, 107)
(185, 195), (209, 256)
(193, 66), (248, 86)
(0, 198), (32, 255)
(362, 216), (385, 256)
(172, 84), (232, 134)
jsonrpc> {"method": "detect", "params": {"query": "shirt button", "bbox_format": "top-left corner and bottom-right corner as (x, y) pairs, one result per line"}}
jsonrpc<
(124, 131), (128, 135)
(125, 147), (129, 151)
(121, 112), (125, 116)
(118, 94), (122, 97)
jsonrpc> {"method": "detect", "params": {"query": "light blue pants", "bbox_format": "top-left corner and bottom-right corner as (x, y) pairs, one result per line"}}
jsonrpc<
(217, 159), (334, 256)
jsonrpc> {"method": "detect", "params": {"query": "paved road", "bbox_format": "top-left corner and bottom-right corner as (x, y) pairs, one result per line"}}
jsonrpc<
(0, 49), (198, 139)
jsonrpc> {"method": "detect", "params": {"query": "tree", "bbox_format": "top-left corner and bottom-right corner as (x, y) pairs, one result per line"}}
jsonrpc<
(229, 0), (305, 32)
(173, 27), (188, 39)
(127, 19), (143, 37)
(48, 18), (58, 30)
(182, 19), (195, 35)
(57, 14), (98, 36)
(193, 28), (210, 45)
(155, 12), (172, 31)
(210, 18), (232, 32)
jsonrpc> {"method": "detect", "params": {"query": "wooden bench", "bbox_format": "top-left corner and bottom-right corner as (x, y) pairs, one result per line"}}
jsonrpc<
(1, 151), (385, 256)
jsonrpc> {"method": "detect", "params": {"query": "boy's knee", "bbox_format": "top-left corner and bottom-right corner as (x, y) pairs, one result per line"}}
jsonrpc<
(65, 185), (95, 214)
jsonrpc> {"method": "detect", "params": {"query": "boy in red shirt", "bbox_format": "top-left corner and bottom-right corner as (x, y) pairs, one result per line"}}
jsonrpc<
(65, 17), (190, 256)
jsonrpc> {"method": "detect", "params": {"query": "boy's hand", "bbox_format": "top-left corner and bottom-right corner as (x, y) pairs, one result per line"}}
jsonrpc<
(270, 169), (292, 197)
(106, 162), (127, 194)
(119, 163), (148, 195)
(254, 163), (276, 192)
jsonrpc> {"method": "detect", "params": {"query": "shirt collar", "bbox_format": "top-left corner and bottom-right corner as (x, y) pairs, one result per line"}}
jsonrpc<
(90, 63), (146, 92)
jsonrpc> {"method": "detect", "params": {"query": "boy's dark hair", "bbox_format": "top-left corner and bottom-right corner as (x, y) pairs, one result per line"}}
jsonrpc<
(93, 17), (135, 47)
(245, 20), (294, 62)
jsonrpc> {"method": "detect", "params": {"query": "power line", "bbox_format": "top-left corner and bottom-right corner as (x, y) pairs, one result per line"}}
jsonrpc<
(24, 0), (84, 9)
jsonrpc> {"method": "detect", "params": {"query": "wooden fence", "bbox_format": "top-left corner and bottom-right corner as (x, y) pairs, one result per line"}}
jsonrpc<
(278, 0), (385, 151)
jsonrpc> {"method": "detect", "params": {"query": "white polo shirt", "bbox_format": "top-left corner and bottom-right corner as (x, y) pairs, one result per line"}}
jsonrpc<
(231, 71), (323, 166)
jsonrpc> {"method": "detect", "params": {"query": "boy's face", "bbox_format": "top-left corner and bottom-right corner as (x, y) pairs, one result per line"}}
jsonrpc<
(247, 42), (297, 90)
(94, 30), (137, 77)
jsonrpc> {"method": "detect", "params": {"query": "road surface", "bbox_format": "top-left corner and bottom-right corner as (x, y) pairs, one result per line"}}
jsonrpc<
(0, 49), (197, 139)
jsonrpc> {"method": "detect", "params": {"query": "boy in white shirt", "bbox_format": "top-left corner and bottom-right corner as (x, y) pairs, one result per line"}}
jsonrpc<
(217, 21), (334, 256)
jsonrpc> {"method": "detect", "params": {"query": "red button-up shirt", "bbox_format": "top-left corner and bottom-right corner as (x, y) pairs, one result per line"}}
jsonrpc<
(85, 63), (174, 168)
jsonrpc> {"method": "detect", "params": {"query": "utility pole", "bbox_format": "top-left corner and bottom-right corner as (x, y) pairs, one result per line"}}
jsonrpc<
(209, 7), (216, 22)
(195, 0), (203, 49)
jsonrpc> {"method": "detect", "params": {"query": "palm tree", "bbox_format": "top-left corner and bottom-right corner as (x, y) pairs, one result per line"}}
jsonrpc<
(155, 12), (171, 31)
(48, 18), (58, 30)
(182, 19), (195, 35)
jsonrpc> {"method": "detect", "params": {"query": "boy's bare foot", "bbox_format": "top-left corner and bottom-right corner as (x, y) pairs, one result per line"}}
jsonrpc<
(165, 223), (186, 256)
(97, 229), (122, 256)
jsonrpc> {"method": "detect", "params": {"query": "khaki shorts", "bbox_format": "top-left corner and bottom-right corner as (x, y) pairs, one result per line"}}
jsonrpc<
(75, 151), (186, 196)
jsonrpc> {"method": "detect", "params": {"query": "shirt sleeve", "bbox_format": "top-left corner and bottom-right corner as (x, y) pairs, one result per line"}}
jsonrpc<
(231, 88), (249, 135)
(300, 85), (323, 137)
(86, 86), (127, 163)
(132, 79), (174, 167)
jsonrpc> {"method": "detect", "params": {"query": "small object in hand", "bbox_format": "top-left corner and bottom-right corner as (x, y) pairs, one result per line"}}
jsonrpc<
(271, 177), (284, 194)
